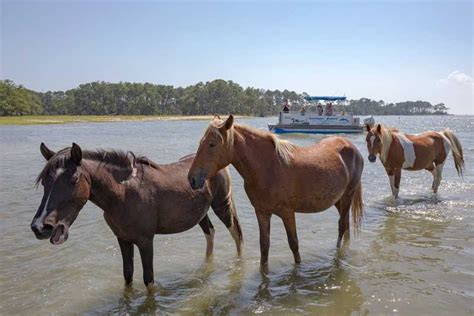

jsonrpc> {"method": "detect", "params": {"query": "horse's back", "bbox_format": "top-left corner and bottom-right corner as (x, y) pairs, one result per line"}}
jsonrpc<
(404, 131), (449, 168)
(138, 155), (214, 234)
(281, 136), (363, 212)
(296, 136), (362, 172)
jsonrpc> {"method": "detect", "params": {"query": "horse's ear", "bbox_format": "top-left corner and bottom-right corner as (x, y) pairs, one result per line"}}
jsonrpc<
(71, 143), (82, 165)
(376, 124), (382, 134)
(365, 124), (371, 132)
(126, 151), (138, 178)
(213, 114), (221, 120)
(40, 143), (55, 161)
(223, 115), (234, 130)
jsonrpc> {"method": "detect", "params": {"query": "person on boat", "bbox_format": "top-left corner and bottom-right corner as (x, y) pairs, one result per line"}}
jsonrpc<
(300, 105), (306, 115)
(282, 100), (290, 113)
(326, 103), (333, 116)
(317, 103), (323, 116)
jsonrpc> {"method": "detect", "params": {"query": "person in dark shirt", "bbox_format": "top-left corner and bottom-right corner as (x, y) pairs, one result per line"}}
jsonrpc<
(282, 99), (290, 113)
(317, 103), (323, 116)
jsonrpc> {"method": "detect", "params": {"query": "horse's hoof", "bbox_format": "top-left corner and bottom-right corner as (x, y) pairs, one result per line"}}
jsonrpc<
(146, 283), (157, 295)
(259, 263), (269, 275)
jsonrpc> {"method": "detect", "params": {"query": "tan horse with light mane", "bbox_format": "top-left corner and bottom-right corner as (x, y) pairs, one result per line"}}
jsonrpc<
(188, 115), (364, 266)
(365, 124), (464, 198)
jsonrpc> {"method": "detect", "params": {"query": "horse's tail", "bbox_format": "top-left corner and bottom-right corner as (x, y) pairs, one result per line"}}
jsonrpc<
(351, 181), (364, 235)
(442, 129), (465, 177)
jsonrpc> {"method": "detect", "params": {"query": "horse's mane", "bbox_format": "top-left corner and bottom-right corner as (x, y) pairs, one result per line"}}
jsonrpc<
(35, 148), (159, 185)
(206, 120), (296, 165)
(377, 125), (398, 163)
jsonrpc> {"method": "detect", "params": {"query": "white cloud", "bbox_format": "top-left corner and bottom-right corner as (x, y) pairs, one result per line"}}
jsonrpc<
(435, 70), (474, 114)
(439, 70), (474, 86)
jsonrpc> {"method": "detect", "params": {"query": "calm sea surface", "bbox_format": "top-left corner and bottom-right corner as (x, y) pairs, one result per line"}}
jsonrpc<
(1, 116), (473, 315)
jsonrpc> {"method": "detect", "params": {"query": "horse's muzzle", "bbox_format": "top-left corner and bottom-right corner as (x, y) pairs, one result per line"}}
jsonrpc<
(31, 223), (53, 240)
(188, 170), (206, 190)
(368, 154), (376, 163)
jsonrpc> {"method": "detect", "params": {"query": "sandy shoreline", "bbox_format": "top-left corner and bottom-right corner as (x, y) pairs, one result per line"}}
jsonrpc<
(0, 115), (250, 125)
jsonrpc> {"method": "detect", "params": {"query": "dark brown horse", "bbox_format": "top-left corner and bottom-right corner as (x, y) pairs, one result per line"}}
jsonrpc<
(188, 115), (364, 266)
(30, 143), (242, 291)
(365, 124), (465, 198)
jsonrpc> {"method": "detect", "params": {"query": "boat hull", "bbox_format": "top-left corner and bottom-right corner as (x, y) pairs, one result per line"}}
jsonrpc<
(268, 124), (363, 134)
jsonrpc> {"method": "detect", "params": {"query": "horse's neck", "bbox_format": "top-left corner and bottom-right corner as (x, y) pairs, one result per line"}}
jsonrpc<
(84, 160), (125, 213)
(231, 127), (277, 185)
(381, 131), (401, 166)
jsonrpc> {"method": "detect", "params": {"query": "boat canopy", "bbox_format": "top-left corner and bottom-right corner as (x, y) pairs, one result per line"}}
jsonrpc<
(304, 96), (346, 101)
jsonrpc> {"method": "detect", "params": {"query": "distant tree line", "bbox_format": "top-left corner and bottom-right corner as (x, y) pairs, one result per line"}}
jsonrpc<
(0, 80), (42, 115)
(0, 79), (448, 116)
(339, 98), (449, 115)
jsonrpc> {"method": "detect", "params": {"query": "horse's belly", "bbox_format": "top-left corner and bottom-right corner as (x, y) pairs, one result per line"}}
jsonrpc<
(247, 171), (348, 213)
(155, 204), (209, 234)
(295, 193), (342, 213)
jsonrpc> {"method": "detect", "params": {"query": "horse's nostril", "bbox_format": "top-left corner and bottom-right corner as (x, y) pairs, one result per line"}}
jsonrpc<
(31, 222), (54, 239)
(43, 224), (53, 232)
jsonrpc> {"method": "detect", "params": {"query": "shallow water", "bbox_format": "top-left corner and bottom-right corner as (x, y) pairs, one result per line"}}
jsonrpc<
(0, 115), (473, 315)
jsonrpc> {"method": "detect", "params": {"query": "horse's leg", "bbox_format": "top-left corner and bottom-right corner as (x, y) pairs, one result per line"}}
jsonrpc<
(256, 211), (272, 266)
(281, 213), (301, 263)
(426, 163), (436, 191)
(433, 162), (445, 193)
(393, 169), (401, 198)
(137, 238), (154, 291)
(211, 193), (243, 256)
(335, 196), (351, 248)
(117, 237), (134, 286)
(386, 168), (401, 198)
(198, 214), (215, 258)
(385, 168), (396, 197)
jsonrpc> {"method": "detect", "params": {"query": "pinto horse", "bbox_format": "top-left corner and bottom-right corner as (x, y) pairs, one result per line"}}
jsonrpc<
(365, 124), (465, 198)
(30, 143), (243, 291)
(188, 115), (364, 266)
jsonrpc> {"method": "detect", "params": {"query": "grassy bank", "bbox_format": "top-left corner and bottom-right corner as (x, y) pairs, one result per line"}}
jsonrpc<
(0, 115), (248, 126)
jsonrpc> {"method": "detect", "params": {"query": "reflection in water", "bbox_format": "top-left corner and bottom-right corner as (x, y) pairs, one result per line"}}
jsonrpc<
(361, 194), (458, 313)
(116, 289), (158, 316)
(194, 258), (247, 314)
(378, 195), (448, 248)
(105, 260), (216, 314)
(88, 253), (366, 315)
(250, 252), (364, 315)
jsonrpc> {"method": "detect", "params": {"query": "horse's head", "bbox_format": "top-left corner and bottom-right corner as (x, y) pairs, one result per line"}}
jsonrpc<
(188, 115), (234, 189)
(366, 123), (382, 162)
(31, 143), (90, 245)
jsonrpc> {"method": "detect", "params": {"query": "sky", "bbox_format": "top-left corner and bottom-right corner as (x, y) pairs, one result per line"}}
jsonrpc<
(1, 1), (473, 114)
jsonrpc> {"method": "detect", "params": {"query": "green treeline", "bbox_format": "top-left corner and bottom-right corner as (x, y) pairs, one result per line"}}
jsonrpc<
(0, 80), (43, 115)
(341, 98), (449, 115)
(0, 79), (448, 116)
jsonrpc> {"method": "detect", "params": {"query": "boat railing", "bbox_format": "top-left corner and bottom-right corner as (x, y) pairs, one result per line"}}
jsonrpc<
(280, 110), (355, 117)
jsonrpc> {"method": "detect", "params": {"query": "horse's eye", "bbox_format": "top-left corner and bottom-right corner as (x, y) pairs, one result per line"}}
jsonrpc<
(209, 143), (216, 148)
(71, 176), (79, 184)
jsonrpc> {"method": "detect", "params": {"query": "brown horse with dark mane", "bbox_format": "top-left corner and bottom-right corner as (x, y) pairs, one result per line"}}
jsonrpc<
(30, 143), (242, 291)
(365, 124), (465, 198)
(188, 115), (364, 266)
